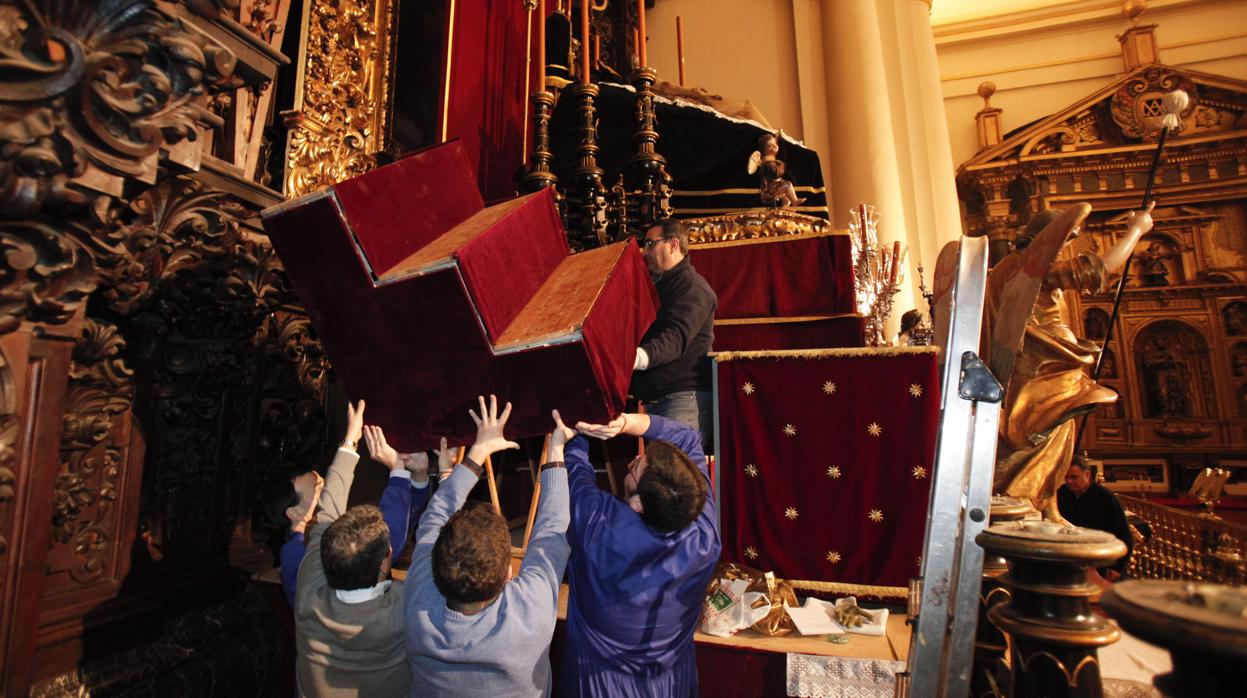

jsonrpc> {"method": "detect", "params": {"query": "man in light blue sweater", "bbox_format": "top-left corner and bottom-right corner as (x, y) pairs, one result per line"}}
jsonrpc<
(405, 395), (572, 697)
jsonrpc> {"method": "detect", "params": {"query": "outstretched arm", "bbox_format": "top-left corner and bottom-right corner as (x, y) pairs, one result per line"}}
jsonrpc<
(307, 400), (365, 548)
(514, 411), (572, 601)
(1099, 202), (1156, 273)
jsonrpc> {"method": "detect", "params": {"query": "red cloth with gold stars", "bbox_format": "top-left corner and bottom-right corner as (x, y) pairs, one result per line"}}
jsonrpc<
(717, 349), (939, 589)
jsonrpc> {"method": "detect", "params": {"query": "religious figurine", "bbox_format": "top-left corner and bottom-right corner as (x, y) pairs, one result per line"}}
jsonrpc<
(747, 132), (804, 208)
(1139, 242), (1172, 286)
(977, 202), (1154, 521)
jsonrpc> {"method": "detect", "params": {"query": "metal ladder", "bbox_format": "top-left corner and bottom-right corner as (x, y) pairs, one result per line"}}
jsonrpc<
(900, 235), (1003, 698)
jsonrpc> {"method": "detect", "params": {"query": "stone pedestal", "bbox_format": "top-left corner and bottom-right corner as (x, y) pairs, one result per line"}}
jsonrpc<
(1102, 580), (1247, 698)
(976, 521), (1127, 698)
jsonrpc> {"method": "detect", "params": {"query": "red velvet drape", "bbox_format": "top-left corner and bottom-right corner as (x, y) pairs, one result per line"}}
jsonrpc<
(441, 0), (532, 201)
(716, 350), (940, 589)
(692, 234), (855, 319)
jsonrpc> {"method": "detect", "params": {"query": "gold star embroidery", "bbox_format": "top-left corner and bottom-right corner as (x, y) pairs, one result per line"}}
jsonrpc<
(783, 424), (797, 437)
(822, 381), (837, 395)
(742, 382), (755, 395)
(909, 383), (923, 398)
(784, 507), (799, 521)
(912, 465), (928, 479)
(745, 464), (759, 477)
(868, 508), (884, 523)
(826, 550), (842, 564)
(867, 422), (882, 437)
(744, 546), (758, 560)
(826, 465), (842, 479)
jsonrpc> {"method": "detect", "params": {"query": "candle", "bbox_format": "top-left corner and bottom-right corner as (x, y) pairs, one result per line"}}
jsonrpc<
(676, 16), (685, 86)
(537, 0), (546, 92)
(594, 33), (600, 66)
(636, 0), (647, 68)
(580, 0), (590, 83)
(633, 27), (640, 62)
(889, 241), (901, 285)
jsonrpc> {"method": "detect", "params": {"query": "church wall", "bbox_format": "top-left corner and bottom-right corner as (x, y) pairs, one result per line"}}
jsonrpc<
(935, 0), (1247, 165)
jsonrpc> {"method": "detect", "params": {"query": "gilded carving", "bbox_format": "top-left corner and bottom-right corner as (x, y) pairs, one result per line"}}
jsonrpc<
(685, 209), (834, 246)
(1110, 66), (1197, 140)
(284, 0), (394, 198)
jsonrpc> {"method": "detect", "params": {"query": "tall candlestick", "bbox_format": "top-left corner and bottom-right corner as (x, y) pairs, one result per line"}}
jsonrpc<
(580, 0), (590, 83)
(632, 27), (640, 62)
(636, 0), (647, 68)
(593, 33), (600, 66)
(676, 16), (685, 86)
(537, 0), (546, 91)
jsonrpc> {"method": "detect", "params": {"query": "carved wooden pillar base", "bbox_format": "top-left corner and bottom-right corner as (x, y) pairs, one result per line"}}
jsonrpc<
(976, 521), (1127, 698)
(971, 497), (1035, 698)
(627, 66), (671, 229)
(1102, 580), (1247, 698)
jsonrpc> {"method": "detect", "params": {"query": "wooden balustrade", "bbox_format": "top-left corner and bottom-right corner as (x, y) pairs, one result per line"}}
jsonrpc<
(1120, 495), (1246, 585)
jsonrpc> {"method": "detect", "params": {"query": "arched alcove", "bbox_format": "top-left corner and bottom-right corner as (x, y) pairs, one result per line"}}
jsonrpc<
(1133, 321), (1214, 419)
(1084, 307), (1110, 340)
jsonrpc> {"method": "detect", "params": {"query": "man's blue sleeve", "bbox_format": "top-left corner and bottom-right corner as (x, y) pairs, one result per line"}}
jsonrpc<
(379, 474), (415, 562)
(279, 532), (305, 607)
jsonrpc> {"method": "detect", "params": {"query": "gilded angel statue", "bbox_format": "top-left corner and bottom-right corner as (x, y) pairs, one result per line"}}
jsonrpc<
(746, 132), (804, 208)
(935, 202), (1154, 521)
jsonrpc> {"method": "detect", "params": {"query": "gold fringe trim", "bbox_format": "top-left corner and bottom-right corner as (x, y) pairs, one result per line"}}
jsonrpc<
(713, 345), (941, 362)
(714, 314), (859, 326)
(691, 229), (849, 250)
(674, 186), (828, 197)
(786, 578), (908, 599)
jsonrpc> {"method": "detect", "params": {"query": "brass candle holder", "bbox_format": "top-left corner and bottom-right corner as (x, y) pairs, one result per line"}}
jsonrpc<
(626, 65), (671, 233)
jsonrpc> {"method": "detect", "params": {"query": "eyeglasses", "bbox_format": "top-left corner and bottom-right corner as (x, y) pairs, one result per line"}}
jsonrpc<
(642, 238), (667, 249)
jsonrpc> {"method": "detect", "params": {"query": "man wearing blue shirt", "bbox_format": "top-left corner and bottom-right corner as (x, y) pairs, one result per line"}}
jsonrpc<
(561, 412), (722, 697)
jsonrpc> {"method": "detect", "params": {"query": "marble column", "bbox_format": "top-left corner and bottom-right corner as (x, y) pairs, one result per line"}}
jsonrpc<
(820, 0), (962, 335)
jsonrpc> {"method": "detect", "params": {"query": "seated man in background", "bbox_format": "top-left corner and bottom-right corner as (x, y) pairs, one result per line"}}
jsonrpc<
(280, 416), (439, 608)
(292, 400), (415, 698)
(562, 411), (722, 697)
(405, 396), (572, 697)
(1058, 458), (1134, 584)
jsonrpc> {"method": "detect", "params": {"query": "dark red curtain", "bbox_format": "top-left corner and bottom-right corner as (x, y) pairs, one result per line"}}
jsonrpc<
(716, 349), (940, 590)
(441, 0), (532, 201)
(692, 235), (855, 320)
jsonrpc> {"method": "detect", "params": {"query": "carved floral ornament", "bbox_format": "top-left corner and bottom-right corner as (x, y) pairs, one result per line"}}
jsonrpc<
(1111, 66), (1198, 140)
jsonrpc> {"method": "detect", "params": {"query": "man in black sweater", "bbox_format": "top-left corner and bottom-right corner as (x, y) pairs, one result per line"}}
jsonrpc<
(1057, 459), (1134, 581)
(632, 219), (718, 452)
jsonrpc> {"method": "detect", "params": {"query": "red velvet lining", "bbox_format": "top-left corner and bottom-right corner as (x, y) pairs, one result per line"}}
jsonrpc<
(334, 141), (483, 277)
(692, 235), (855, 320)
(713, 316), (865, 352)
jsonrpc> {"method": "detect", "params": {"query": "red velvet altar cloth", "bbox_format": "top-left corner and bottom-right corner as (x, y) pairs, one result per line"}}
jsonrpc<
(261, 142), (657, 451)
(691, 233), (855, 319)
(715, 348), (940, 591)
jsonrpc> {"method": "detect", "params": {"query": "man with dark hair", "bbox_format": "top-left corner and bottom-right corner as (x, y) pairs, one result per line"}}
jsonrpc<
(1058, 459), (1134, 582)
(292, 400), (424, 698)
(633, 219), (717, 451)
(405, 396), (572, 696)
(561, 412), (721, 697)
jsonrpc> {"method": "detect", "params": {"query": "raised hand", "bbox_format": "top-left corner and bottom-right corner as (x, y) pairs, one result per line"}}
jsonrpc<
(345, 399), (366, 446)
(575, 414), (626, 440)
(466, 394), (519, 464)
(550, 410), (576, 449)
(363, 424), (399, 470)
(434, 437), (454, 480)
(402, 451), (430, 483)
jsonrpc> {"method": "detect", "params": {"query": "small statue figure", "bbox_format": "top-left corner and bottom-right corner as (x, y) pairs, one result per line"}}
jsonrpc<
(1139, 242), (1171, 287)
(898, 309), (932, 346)
(747, 132), (804, 209)
(970, 202), (1154, 521)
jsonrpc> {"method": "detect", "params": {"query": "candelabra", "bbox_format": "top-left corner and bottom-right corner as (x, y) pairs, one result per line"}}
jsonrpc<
(850, 204), (905, 347)
(625, 65), (672, 237)
(522, 90), (562, 201)
(567, 81), (608, 250)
